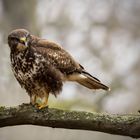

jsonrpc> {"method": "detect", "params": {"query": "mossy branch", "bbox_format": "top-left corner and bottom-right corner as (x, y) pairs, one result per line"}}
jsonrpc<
(0, 104), (140, 138)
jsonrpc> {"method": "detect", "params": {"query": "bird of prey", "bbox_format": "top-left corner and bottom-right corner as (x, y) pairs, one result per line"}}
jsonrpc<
(8, 29), (109, 109)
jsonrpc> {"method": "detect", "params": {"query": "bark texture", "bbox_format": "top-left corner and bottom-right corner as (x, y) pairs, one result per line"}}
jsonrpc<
(0, 104), (140, 138)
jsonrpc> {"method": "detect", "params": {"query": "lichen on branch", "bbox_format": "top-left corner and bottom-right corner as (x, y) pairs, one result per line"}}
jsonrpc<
(0, 104), (140, 138)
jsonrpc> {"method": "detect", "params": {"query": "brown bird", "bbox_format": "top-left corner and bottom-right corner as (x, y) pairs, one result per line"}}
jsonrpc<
(8, 29), (109, 109)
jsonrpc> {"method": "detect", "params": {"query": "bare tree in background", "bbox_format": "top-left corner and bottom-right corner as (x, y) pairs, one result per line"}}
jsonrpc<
(1, 0), (38, 35)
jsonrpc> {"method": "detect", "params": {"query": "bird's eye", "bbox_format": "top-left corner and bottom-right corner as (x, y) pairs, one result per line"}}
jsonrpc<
(26, 34), (31, 40)
(10, 37), (20, 42)
(15, 38), (20, 42)
(26, 33), (30, 38)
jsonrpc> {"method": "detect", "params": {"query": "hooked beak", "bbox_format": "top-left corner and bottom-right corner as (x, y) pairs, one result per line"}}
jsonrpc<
(20, 37), (28, 47)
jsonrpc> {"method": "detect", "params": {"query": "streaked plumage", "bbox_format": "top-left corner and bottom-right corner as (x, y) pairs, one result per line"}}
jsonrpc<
(8, 29), (109, 109)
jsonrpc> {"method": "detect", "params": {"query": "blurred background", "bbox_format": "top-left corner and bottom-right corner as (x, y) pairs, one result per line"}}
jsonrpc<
(0, 0), (140, 140)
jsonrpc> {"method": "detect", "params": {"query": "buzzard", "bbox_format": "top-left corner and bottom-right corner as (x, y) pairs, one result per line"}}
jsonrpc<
(8, 29), (109, 109)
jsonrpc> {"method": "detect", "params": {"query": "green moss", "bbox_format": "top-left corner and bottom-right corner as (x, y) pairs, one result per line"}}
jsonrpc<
(0, 106), (6, 112)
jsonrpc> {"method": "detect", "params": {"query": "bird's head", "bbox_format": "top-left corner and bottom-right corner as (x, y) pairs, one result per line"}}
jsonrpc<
(8, 29), (31, 52)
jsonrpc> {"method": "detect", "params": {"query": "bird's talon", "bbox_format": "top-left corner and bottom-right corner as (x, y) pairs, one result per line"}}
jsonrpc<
(34, 103), (48, 110)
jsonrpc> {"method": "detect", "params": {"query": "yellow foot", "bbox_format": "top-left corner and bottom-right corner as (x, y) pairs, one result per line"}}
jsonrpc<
(34, 97), (48, 109)
(37, 104), (48, 109)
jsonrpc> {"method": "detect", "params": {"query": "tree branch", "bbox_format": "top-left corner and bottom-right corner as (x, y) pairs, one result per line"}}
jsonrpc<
(0, 104), (140, 138)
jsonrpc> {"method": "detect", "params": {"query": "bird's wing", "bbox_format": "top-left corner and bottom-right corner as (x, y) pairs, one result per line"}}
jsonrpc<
(33, 39), (82, 74)
(32, 38), (109, 90)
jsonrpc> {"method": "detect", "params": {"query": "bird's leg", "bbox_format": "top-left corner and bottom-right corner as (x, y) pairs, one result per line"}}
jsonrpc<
(35, 93), (49, 109)
(30, 94), (36, 105)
